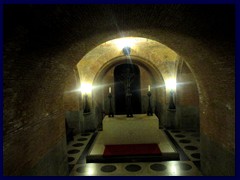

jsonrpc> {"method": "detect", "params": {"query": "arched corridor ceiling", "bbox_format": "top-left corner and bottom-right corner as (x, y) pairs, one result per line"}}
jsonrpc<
(77, 37), (179, 91)
(3, 4), (235, 176)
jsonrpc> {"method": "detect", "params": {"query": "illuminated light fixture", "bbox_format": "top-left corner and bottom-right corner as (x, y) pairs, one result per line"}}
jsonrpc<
(80, 83), (92, 114)
(80, 83), (92, 94)
(108, 87), (114, 117)
(165, 78), (176, 111)
(114, 37), (137, 50)
(122, 46), (131, 56)
(165, 78), (176, 91)
(147, 85), (153, 116)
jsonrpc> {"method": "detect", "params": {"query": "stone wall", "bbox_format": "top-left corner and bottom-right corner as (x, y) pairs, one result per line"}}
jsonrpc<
(4, 4), (234, 176)
(173, 61), (200, 129)
(23, 137), (68, 176)
(3, 48), (71, 175)
(63, 68), (80, 112)
(63, 69), (82, 134)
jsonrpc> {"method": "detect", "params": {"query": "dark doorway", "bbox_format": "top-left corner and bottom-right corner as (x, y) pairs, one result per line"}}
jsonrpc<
(114, 63), (141, 115)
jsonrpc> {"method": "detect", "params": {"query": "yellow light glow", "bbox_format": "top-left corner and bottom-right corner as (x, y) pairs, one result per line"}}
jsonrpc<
(169, 164), (178, 175)
(86, 168), (94, 176)
(170, 165), (177, 173)
(80, 83), (92, 94)
(113, 37), (138, 50)
(165, 78), (176, 91)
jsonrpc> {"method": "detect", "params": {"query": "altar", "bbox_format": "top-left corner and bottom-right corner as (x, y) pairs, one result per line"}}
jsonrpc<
(86, 113), (179, 162)
(102, 114), (160, 145)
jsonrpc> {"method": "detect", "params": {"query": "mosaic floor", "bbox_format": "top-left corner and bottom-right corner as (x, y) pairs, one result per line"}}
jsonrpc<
(67, 129), (202, 176)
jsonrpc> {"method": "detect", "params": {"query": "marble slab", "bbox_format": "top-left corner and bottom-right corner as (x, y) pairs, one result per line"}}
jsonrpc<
(102, 114), (160, 144)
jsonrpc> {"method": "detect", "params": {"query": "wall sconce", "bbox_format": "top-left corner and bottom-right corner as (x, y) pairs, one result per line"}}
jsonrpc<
(114, 37), (136, 51)
(83, 94), (90, 113)
(165, 78), (176, 111)
(165, 78), (176, 92)
(147, 85), (153, 116)
(122, 46), (131, 56)
(80, 83), (92, 114)
(168, 89), (176, 111)
(108, 87), (114, 117)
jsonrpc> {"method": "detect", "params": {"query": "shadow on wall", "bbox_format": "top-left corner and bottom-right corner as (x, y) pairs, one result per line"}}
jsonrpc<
(154, 101), (164, 128)
(65, 110), (100, 134)
(164, 106), (199, 129)
(65, 111), (81, 134)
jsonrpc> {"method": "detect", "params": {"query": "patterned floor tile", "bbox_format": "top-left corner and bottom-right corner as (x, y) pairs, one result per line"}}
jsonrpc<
(67, 130), (202, 176)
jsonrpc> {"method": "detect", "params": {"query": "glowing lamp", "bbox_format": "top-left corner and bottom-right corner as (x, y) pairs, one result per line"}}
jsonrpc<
(80, 83), (92, 94)
(165, 78), (176, 91)
(80, 83), (92, 114)
(166, 78), (176, 111)
(122, 46), (131, 56)
(114, 37), (136, 50)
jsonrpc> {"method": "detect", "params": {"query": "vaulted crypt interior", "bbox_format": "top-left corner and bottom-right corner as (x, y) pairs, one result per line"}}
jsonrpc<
(3, 4), (235, 176)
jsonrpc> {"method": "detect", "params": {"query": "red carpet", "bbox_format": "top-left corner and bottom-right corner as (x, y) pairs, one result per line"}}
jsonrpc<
(103, 144), (161, 156)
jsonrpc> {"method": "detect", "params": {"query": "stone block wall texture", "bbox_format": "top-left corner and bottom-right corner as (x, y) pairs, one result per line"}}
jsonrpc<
(3, 48), (71, 175)
(63, 71), (80, 112)
(177, 61), (199, 106)
(22, 137), (68, 176)
(63, 70), (81, 133)
(4, 4), (234, 176)
(65, 111), (81, 134)
(139, 65), (156, 114)
(174, 61), (200, 129)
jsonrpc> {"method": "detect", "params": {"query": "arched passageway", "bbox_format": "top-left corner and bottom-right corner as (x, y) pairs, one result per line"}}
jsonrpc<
(114, 63), (141, 115)
(4, 5), (234, 176)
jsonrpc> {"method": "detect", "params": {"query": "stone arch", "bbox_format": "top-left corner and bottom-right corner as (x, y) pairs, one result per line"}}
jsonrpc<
(65, 29), (234, 175)
(92, 55), (166, 126)
(4, 21), (234, 176)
